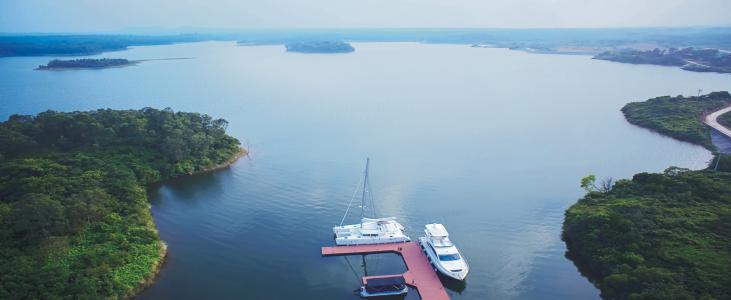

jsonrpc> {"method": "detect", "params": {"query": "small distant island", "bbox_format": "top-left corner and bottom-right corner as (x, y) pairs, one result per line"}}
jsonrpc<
(36, 58), (136, 70)
(594, 47), (731, 74)
(0, 108), (245, 299)
(563, 92), (731, 299)
(284, 41), (355, 54)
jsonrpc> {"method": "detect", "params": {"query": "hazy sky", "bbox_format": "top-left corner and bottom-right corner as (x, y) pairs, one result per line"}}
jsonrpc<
(2, 0), (730, 33)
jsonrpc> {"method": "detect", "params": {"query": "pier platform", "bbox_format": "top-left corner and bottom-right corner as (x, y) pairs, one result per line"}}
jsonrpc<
(322, 241), (450, 300)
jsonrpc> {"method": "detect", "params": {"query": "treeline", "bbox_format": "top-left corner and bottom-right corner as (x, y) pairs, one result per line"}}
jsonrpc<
(0, 35), (213, 57)
(594, 47), (731, 74)
(621, 91), (731, 150)
(563, 168), (731, 299)
(284, 41), (355, 53)
(37, 58), (133, 70)
(0, 108), (241, 298)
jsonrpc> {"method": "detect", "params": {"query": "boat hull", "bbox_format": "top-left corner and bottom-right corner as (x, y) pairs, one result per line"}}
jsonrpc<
(336, 236), (411, 246)
(333, 218), (411, 246)
(419, 237), (469, 281)
(359, 286), (408, 298)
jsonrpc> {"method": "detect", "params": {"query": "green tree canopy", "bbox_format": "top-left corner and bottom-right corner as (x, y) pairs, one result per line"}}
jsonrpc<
(0, 108), (242, 299)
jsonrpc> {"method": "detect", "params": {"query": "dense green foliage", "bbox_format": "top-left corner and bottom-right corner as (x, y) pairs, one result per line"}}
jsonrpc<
(564, 168), (731, 299)
(37, 58), (133, 70)
(0, 108), (241, 299)
(621, 92), (731, 150)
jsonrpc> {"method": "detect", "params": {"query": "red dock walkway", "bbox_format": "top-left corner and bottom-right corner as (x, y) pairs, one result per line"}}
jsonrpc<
(321, 241), (450, 300)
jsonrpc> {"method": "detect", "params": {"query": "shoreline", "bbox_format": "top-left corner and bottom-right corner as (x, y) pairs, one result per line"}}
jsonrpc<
(564, 94), (731, 298)
(35, 61), (139, 71)
(128, 241), (168, 299)
(34, 57), (195, 71)
(192, 147), (248, 175)
(132, 146), (247, 297)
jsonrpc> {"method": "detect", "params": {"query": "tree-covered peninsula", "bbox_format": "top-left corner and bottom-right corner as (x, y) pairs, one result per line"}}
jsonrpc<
(564, 92), (731, 299)
(621, 91), (731, 150)
(0, 108), (243, 299)
(37, 58), (135, 70)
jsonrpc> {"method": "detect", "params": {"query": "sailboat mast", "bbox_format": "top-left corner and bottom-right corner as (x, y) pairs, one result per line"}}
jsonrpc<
(360, 158), (370, 225)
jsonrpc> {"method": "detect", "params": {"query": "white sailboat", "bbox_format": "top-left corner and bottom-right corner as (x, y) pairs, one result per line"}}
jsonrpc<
(419, 223), (469, 280)
(333, 158), (411, 246)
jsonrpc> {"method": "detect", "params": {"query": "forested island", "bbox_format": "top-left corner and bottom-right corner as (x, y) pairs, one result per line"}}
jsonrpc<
(594, 48), (731, 74)
(284, 41), (355, 53)
(0, 108), (244, 299)
(563, 92), (731, 299)
(37, 58), (135, 70)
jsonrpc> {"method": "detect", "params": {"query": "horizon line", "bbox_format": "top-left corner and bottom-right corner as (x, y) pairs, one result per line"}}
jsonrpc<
(2, 25), (731, 36)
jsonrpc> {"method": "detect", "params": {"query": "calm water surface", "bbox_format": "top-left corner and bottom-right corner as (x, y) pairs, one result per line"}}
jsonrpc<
(1, 42), (729, 299)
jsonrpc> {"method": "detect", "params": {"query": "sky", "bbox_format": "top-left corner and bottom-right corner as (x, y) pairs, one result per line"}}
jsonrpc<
(1, 0), (730, 33)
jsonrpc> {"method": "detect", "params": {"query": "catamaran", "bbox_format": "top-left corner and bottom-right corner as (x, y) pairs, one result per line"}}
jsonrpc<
(419, 223), (469, 280)
(333, 158), (411, 246)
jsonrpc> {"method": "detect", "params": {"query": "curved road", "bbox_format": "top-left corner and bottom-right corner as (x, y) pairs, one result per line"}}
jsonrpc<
(704, 105), (731, 139)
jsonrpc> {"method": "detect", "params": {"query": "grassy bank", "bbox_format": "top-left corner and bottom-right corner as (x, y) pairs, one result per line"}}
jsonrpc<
(0, 108), (242, 299)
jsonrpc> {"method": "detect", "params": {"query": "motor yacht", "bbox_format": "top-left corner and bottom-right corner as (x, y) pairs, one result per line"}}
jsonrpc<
(419, 223), (469, 280)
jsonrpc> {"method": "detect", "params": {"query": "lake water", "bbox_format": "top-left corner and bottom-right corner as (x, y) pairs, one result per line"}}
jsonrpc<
(1, 42), (729, 299)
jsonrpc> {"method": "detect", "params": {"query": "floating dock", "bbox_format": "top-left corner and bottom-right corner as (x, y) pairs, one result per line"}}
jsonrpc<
(321, 241), (450, 300)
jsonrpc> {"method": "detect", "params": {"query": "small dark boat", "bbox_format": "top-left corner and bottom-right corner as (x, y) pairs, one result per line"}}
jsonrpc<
(359, 275), (408, 298)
